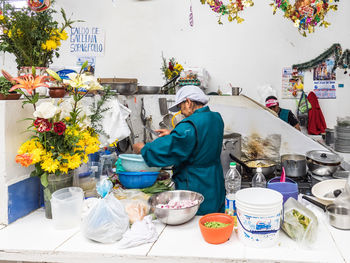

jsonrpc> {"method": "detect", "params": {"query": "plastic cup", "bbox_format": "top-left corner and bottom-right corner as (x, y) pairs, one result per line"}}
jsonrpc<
(51, 187), (84, 230)
(267, 177), (298, 204)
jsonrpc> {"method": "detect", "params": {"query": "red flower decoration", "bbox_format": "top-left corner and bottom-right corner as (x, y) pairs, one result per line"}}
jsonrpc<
(168, 62), (174, 71)
(34, 118), (52, 133)
(53, 121), (66, 135)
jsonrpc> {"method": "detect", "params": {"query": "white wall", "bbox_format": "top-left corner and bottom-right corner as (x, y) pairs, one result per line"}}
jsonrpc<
(1, 0), (350, 128)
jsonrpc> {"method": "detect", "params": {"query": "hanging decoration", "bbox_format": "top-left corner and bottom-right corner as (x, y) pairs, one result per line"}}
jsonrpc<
(270, 0), (339, 37)
(200, 0), (254, 24)
(189, 1), (194, 27)
(292, 43), (350, 76)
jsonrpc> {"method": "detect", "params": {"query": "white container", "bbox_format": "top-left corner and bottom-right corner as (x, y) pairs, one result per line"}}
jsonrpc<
(235, 188), (283, 248)
(51, 187), (84, 230)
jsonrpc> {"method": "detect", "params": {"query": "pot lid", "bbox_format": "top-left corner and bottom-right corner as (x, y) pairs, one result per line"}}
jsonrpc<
(306, 150), (342, 164)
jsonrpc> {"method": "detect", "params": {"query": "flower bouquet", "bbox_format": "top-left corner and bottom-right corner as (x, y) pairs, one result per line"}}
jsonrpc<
(161, 55), (183, 94)
(0, 2), (80, 68)
(13, 62), (103, 218)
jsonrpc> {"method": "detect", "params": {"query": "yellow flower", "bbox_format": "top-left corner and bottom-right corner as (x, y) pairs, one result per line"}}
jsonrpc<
(18, 139), (43, 154)
(41, 155), (59, 173)
(31, 148), (45, 164)
(67, 154), (81, 170)
(42, 39), (57, 51)
(8, 30), (12, 38)
(16, 29), (23, 36)
(59, 30), (68, 40)
(0, 15), (4, 20)
(3, 29), (8, 34)
(59, 165), (69, 174)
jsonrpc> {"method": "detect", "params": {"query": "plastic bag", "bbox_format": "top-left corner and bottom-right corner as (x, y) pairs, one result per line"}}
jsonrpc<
(282, 197), (318, 245)
(296, 92), (311, 114)
(117, 215), (158, 249)
(82, 178), (129, 243)
(124, 199), (150, 224)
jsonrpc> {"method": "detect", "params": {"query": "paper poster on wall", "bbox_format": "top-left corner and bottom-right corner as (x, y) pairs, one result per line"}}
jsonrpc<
(69, 26), (105, 56)
(77, 56), (96, 74)
(313, 58), (336, 80)
(313, 80), (336, 99)
(282, 67), (304, 99)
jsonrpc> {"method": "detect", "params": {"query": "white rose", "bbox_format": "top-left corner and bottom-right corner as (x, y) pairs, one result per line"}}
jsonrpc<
(33, 101), (58, 119)
(58, 99), (74, 119)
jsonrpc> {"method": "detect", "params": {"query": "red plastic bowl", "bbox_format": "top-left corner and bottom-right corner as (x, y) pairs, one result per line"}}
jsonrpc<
(199, 213), (234, 244)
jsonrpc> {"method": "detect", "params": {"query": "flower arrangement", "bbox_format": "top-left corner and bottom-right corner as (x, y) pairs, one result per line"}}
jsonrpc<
(14, 62), (103, 187)
(161, 56), (184, 81)
(0, 2), (80, 68)
(200, 0), (254, 24)
(270, 0), (339, 36)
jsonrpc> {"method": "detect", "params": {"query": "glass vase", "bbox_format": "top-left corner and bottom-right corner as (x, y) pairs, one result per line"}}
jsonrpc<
(43, 172), (73, 219)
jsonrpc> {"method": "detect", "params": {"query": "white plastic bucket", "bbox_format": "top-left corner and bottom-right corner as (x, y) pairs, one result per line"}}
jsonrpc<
(235, 188), (283, 248)
(51, 187), (84, 230)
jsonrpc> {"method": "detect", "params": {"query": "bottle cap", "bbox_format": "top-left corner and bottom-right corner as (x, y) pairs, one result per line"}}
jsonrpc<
(230, 162), (236, 167)
(257, 167), (262, 172)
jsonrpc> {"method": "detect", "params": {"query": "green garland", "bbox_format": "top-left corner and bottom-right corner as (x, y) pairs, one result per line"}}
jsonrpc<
(292, 44), (350, 73)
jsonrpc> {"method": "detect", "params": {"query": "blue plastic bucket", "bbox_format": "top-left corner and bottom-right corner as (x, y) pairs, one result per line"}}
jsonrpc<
(267, 177), (298, 204)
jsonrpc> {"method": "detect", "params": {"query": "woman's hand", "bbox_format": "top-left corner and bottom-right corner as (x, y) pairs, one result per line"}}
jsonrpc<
(155, 129), (171, 137)
(133, 142), (145, 154)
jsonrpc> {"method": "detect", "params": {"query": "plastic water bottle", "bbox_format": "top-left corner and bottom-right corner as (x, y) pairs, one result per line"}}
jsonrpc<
(225, 162), (241, 226)
(252, 167), (267, 188)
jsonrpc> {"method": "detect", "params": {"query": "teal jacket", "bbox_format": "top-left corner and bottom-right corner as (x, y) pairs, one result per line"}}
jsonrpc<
(141, 106), (225, 215)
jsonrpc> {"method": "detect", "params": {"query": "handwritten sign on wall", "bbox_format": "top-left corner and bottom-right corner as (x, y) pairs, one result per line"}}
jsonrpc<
(69, 26), (105, 56)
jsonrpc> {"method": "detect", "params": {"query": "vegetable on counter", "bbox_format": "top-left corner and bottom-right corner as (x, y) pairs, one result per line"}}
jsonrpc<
(204, 221), (230, 228)
(292, 209), (311, 230)
(140, 179), (173, 195)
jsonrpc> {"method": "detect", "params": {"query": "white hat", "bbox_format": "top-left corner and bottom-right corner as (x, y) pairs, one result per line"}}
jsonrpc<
(168, 85), (209, 112)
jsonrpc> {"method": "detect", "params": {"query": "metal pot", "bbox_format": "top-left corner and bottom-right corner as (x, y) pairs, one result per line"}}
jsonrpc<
(325, 128), (335, 145)
(221, 133), (241, 176)
(112, 83), (137, 95)
(281, 154), (306, 178)
(302, 195), (350, 230)
(306, 150), (342, 176)
(138, 86), (160, 94)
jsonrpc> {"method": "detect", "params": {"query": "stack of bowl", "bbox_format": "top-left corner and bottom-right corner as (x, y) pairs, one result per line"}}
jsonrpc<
(117, 154), (161, 189)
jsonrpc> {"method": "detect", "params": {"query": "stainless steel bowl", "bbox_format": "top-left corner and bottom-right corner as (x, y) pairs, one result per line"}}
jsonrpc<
(148, 190), (204, 225)
(138, 86), (160, 94)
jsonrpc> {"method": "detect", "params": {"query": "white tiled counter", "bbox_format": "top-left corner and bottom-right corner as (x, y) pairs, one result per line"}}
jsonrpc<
(0, 208), (348, 263)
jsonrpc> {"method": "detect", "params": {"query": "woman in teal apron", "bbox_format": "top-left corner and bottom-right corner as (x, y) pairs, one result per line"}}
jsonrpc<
(133, 86), (225, 215)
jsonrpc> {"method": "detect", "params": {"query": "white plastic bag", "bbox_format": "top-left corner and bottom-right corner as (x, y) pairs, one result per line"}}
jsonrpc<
(282, 197), (318, 245)
(117, 215), (158, 249)
(82, 179), (129, 243)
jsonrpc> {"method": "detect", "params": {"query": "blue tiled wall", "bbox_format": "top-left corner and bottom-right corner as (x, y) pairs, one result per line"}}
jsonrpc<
(8, 176), (42, 223)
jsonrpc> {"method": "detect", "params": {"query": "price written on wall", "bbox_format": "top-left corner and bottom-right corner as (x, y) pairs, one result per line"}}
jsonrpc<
(69, 26), (105, 56)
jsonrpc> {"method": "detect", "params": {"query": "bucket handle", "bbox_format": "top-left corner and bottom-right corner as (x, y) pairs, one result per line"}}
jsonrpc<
(236, 214), (279, 235)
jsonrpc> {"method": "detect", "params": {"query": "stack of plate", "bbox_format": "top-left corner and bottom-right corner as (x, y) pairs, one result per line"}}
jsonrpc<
(334, 125), (350, 152)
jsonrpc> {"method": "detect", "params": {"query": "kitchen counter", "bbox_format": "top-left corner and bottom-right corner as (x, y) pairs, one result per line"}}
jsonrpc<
(0, 207), (348, 263)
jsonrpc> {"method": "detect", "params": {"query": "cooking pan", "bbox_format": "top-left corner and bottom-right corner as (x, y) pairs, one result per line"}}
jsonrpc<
(229, 154), (276, 176)
(302, 195), (350, 230)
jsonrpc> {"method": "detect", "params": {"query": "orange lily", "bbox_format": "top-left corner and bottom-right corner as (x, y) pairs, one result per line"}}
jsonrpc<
(15, 153), (33, 167)
(9, 74), (50, 95)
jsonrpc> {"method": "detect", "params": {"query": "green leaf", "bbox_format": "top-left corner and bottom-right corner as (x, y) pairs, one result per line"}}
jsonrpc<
(81, 61), (88, 71)
(40, 173), (48, 187)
